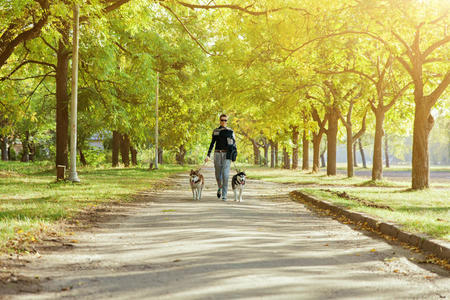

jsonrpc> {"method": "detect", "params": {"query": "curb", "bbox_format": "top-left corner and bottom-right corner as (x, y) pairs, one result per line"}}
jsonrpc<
(290, 190), (450, 262)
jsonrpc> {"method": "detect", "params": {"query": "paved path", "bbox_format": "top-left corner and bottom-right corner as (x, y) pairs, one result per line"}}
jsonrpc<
(5, 167), (450, 299)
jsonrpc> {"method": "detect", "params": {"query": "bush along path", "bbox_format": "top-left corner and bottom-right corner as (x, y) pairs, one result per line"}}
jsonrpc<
(2, 167), (450, 299)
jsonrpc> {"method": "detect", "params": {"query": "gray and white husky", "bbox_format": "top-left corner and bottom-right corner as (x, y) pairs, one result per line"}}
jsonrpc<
(189, 169), (204, 200)
(231, 171), (246, 202)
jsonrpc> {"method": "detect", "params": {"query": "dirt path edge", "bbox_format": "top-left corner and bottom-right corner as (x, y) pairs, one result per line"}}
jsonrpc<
(290, 190), (450, 262)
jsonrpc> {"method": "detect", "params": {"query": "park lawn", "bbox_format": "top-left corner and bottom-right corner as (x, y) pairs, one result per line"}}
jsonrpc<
(248, 167), (450, 241)
(0, 161), (190, 253)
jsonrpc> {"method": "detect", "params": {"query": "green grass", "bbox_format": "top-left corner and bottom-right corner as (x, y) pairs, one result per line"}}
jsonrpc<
(0, 161), (190, 253)
(248, 167), (450, 241)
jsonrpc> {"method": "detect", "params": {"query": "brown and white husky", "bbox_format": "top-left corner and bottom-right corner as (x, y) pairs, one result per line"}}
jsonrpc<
(189, 169), (204, 200)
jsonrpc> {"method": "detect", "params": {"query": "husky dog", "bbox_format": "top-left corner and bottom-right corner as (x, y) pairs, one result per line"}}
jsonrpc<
(231, 171), (246, 202)
(189, 169), (204, 200)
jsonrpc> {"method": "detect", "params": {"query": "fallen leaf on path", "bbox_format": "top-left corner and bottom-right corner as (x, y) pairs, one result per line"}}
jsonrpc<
(370, 249), (376, 252)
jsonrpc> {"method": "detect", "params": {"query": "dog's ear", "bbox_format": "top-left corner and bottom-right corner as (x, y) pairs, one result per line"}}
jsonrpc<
(190, 169), (194, 174)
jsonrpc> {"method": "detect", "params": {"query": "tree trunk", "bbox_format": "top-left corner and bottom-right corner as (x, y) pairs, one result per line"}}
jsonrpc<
(7, 144), (12, 161)
(158, 147), (163, 164)
(302, 130), (309, 170)
(176, 145), (186, 165)
(411, 104), (433, 189)
(270, 141), (275, 168)
(130, 146), (138, 166)
(55, 38), (70, 168)
(112, 130), (120, 167)
(312, 134), (322, 173)
(29, 141), (35, 162)
(353, 142), (358, 167)
(384, 133), (390, 168)
(263, 140), (269, 167)
(345, 125), (354, 177)
(291, 126), (299, 169)
(372, 111), (385, 180)
(283, 147), (290, 169)
(252, 140), (260, 165)
(120, 134), (130, 167)
(21, 131), (30, 162)
(274, 142), (279, 168)
(1, 136), (8, 161)
(326, 109), (338, 176)
(358, 138), (367, 168)
(320, 151), (326, 168)
(79, 148), (87, 166)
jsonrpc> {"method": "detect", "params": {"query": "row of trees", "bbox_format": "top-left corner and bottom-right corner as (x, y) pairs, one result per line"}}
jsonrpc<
(0, 0), (448, 190)
(203, 0), (448, 189)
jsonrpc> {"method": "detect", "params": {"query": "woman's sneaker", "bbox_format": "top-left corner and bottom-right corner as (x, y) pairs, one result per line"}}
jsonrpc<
(217, 188), (222, 199)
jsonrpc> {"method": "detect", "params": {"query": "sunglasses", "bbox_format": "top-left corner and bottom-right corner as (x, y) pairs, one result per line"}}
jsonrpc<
(220, 119), (228, 122)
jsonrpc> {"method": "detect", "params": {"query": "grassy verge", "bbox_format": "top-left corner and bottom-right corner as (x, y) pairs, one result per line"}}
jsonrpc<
(0, 161), (190, 253)
(248, 167), (450, 241)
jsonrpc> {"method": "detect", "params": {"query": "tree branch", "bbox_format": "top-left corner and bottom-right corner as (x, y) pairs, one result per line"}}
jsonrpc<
(0, 4), (49, 69)
(0, 60), (56, 81)
(352, 111), (367, 142)
(396, 56), (414, 78)
(315, 68), (376, 85)
(160, 3), (216, 56)
(282, 31), (390, 60)
(422, 35), (450, 59)
(175, 1), (311, 16)
(40, 36), (57, 53)
(424, 71), (450, 109)
(384, 81), (412, 111)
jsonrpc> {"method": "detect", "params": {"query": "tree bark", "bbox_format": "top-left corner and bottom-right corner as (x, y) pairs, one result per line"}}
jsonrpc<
(302, 130), (309, 170)
(326, 108), (339, 176)
(320, 151), (326, 168)
(251, 139), (260, 165)
(130, 146), (138, 166)
(345, 125), (353, 177)
(112, 131), (120, 167)
(55, 38), (70, 168)
(312, 134), (321, 172)
(358, 138), (367, 168)
(291, 126), (299, 169)
(311, 107), (328, 173)
(283, 147), (290, 169)
(120, 133), (130, 167)
(1, 136), (8, 161)
(384, 133), (390, 168)
(263, 139), (269, 167)
(29, 141), (35, 162)
(353, 142), (358, 167)
(7, 144), (12, 161)
(372, 111), (385, 180)
(274, 142), (279, 167)
(158, 147), (163, 164)
(270, 140), (275, 168)
(176, 145), (186, 165)
(411, 103), (434, 189)
(79, 148), (87, 166)
(21, 131), (30, 162)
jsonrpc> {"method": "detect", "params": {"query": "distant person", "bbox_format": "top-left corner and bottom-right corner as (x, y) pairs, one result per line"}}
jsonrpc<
(205, 114), (237, 201)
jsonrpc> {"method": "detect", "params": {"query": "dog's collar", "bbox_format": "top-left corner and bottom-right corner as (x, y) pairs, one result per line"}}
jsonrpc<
(193, 178), (201, 184)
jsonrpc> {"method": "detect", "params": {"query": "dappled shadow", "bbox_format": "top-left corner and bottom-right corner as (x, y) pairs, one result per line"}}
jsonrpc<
(8, 169), (450, 299)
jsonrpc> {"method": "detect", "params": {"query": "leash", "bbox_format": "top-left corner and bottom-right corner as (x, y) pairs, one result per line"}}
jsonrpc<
(197, 160), (208, 172)
(233, 161), (240, 173)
